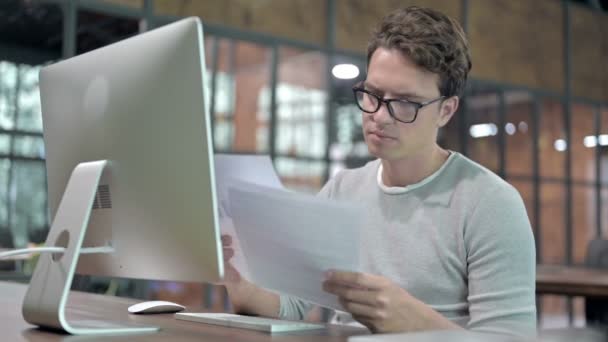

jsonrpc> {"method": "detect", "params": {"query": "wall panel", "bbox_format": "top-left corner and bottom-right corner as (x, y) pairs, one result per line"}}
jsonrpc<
(335, 0), (461, 54)
(469, 0), (564, 93)
(155, 0), (327, 45)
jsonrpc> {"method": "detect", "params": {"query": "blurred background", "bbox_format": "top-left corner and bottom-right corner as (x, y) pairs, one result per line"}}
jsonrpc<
(0, 0), (607, 330)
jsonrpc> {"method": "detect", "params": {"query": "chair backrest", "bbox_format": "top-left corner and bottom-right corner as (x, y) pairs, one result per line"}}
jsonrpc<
(0, 228), (15, 272)
(585, 239), (608, 326)
(586, 239), (608, 268)
(0, 228), (14, 248)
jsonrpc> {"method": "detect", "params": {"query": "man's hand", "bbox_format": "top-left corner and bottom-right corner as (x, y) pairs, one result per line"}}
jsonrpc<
(322, 270), (460, 333)
(218, 234), (255, 309)
(219, 234), (280, 318)
(220, 234), (242, 283)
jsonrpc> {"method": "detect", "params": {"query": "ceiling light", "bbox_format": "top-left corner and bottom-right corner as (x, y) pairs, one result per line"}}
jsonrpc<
(332, 64), (359, 80)
(469, 123), (498, 138)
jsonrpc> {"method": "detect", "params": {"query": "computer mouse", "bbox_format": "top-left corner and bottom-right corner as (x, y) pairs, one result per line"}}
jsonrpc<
(128, 300), (186, 314)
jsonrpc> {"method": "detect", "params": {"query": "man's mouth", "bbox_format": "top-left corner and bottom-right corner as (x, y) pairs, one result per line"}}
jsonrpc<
(368, 131), (396, 140)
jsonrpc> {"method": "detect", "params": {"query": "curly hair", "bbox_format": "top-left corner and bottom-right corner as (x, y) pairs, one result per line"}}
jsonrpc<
(367, 6), (472, 97)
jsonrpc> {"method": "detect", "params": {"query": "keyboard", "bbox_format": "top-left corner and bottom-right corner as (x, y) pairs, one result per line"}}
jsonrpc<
(174, 312), (325, 333)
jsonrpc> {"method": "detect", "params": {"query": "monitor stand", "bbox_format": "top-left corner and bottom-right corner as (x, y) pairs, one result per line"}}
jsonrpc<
(21, 160), (159, 335)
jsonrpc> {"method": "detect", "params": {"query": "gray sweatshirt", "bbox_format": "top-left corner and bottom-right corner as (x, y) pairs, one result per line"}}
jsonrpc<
(278, 152), (536, 337)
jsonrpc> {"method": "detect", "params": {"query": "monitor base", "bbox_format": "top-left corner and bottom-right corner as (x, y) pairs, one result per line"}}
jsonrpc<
(21, 160), (159, 335)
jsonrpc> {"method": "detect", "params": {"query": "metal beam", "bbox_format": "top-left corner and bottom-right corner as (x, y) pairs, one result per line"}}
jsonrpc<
(322, 0), (337, 183)
(269, 45), (279, 160)
(459, 91), (469, 156)
(0, 154), (45, 162)
(594, 105), (602, 238)
(0, 43), (60, 65)
(497, 90), (506, 179)
(6, 66), (22, 245)
(532, 98), (542, 264)
(461, 0), (469, 34)
(209, 37), (220, 151)
(563, 0), (573, 267)
(0, 129), (43, 138)
(562, 0), (574, 325)
(62, 0), (77, 58)
(78, 0), (144, 19)
(140, 0), (154, 32)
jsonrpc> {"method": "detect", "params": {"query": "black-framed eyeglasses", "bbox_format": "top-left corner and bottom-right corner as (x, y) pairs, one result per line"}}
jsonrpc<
(352, 84), (445, 124)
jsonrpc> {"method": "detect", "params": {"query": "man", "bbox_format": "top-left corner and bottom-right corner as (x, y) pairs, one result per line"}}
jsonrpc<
(220, 6), (536, 337)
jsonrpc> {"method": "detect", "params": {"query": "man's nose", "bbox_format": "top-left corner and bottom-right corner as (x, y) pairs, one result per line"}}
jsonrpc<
(372, 102), (394, 125)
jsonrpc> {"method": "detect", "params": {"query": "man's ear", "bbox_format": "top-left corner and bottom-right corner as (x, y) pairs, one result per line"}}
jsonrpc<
(437, 96), (459, 128)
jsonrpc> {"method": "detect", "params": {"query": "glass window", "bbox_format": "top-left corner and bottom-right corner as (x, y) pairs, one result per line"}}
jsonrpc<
(233, 41), (271, 153)
(465, 89), (500, 172)
(274, 157), (326, 193)
(539, 99), (565, 179)
(570, 104), (596, 182)
(0, 134), (9, 154)
(509, 179), (535, 235)
(274, 83), (327, 157)
(601, 106), (608, 185)
(540, 183), (566, 264)
(12, 136), (45, 159)
(601, 107), (608, 238)
(331, 104), (370, 174)
(505, 91), (534, 177)
(214, 72), (235, 117)
(329, 56), (368, 173)
(16, 64), (43, 133)
(602, 188), (608, 238)
(7, 161), (48, 248)
(274, 47), (328, 159)
(0, 158), (9, 230)
(572, 185), (596, 264)
(0, 61), (18, 131)
(212, 39), (235, 151)
(212, 39), (270, 153)
(439, 105), (462, 154)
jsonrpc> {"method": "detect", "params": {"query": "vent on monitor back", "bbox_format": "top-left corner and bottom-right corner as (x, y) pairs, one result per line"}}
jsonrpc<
(92, 196), (100, 209)
(91, 184), (112, 210)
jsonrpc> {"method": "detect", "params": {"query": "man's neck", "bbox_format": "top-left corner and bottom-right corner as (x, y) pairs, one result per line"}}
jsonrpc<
(381, 145), (450, 187)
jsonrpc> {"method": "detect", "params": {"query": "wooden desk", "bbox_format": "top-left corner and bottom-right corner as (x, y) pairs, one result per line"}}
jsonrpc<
(0, 281), (368, 341)
(536, 264), (608, 297)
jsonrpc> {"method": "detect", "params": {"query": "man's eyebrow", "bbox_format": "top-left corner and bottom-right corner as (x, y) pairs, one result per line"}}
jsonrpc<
(392, 91), (425, 101)
(363, 82), (425, 100)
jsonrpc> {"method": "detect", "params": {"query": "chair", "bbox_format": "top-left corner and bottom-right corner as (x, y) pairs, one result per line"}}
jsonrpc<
(0, 228), (15, 272)
(585, 239), (608, 326)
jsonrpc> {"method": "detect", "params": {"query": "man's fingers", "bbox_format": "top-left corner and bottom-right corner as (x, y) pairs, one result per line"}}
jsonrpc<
(221, 234), (232, 245)
(338, 297), (384, 320)
(223, 247), (235, 260)
(224, 263), (241, 282)
(323, 282), (384, 306)
(325, 270), (384, 289)
(351, 315), (379, 333)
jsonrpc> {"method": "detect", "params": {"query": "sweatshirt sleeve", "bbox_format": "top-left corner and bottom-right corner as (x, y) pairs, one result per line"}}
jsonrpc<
(464, 182), (537, 337)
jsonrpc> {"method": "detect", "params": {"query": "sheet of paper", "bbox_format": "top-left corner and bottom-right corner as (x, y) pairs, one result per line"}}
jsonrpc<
(213, 154), (284, 280)
(214, 153), (284, 218)
(229, 181), (362, 310)
(348, 331), (513, 342)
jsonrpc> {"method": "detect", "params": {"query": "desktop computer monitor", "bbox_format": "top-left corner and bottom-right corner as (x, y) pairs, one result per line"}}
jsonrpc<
(23, 17), (223, 335)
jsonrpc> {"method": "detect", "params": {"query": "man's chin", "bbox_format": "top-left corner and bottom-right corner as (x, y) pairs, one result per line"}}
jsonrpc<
(367, 146), (392, 160)
(367, 146), (415, 161)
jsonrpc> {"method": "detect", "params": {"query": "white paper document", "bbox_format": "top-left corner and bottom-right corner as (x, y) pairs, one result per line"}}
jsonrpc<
(348, 330), (513, 342)
(214, 153), (284, 218)
(213, 154), (284, 279)
(229, 181), (362, 310)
